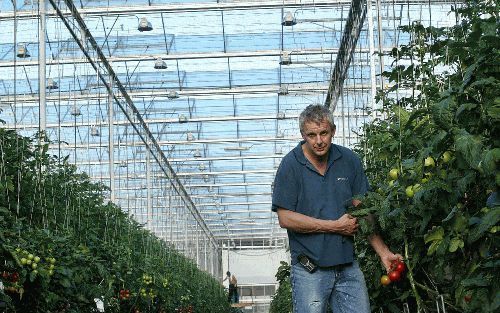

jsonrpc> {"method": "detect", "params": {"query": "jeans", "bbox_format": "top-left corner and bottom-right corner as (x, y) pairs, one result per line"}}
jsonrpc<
(291, 260), (370, 313)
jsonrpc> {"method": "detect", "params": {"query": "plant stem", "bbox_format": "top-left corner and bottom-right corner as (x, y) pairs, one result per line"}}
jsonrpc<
(413, 281), (461, 312)
(405, 237), (426, 312)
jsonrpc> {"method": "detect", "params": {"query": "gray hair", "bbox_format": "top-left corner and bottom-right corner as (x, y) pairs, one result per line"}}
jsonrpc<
(298, 104), (335, 133)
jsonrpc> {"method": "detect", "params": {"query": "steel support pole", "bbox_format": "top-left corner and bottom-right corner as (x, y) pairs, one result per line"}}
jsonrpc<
(108, 79), (115, 202)
(376, 0), (385, 89)
(146, 148), (152, 227)
(367, 0), (378, 113)
(38, 0), (46, 133)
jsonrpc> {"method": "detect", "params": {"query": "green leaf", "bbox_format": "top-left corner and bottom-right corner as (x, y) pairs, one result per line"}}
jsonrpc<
(454, 129), (483, 170)
(424, 226), (444, 244)
(448, 237), (464, 253)
(461, 275), (490, 287)
(442, 206), (457, 222)
(452, 214), (468, 232)
(455, 102), (478, 118)
(486, 97), (500, 119)
(482, 148), (500, 173)
(468, 207), (500, 243)
(427, 239), (442, 256)
(432, 97), (455, 129)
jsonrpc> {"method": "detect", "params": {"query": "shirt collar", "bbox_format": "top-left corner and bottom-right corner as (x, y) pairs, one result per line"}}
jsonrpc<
(293, 140), (342, 166)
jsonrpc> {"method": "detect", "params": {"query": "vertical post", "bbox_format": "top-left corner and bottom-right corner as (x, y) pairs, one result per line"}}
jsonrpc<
(108, 80), (115, 202)
(204, 239), (208, 272)
(376, 0), (385, 89)
(146, 147), (152, 227)
(196, 223), (200, 266)
(367, 0), (377, 113)
(39, 0), (46, 132)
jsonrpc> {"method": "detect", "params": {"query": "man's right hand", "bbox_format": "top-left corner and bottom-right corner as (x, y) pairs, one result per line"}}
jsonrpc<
(334, 214), (359, 236)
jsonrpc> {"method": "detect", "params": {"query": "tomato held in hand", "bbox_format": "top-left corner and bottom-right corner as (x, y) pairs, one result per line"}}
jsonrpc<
(395, 261), (406, 273)
(388, 270), (401, 282)
(380, 275), (391, 286)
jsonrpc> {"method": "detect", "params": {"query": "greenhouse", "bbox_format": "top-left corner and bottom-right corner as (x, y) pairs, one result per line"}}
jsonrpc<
(0, 0), (498, 312)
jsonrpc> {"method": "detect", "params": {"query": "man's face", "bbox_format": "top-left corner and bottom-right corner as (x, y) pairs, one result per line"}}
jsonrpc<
(301, 119), (335, 159)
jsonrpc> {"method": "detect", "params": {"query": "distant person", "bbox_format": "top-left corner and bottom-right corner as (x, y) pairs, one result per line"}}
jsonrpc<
(228, 274), (239, 303)
(223, 271), (231, 284)
(272, 104), (402, 312)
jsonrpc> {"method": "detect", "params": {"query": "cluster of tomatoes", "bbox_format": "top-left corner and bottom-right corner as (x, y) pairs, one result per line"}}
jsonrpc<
(16, 248), (56, 276)
(2, 271), (19, 283)
(175, 305), (194, 313)
(142, 274), (153, 285)
(119, 289), (131, 300)
(2, 270), (21, 294)
(380, 259), (406, 286)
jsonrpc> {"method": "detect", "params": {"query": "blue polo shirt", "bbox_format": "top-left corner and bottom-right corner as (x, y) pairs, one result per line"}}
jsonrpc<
(272, 141), (369, 267)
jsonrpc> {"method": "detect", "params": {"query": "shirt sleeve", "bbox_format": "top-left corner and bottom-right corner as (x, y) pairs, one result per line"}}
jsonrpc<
(351, 154), (370, 196)
(271, 157), (298, 212)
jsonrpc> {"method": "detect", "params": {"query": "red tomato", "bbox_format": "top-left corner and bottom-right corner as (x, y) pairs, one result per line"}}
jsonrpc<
(464, 295), (472, 303)
(388, 270), (401, 282)
(395, 261), (406, 273)
(10, 272), (20, 283)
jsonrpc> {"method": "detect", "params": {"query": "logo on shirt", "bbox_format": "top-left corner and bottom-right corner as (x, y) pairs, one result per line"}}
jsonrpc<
(337, 177), (348, 181)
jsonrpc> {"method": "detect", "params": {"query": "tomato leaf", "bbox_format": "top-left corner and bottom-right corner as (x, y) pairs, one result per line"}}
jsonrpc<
(461, 274), (490, 287)
(448, 237), (464, 253)
(424, 226), (444, 244)
(482, 148), (500, 173)
(454, 129), (483, 170)
(468, 207), (500, 243)
(427, 239), (442, 256)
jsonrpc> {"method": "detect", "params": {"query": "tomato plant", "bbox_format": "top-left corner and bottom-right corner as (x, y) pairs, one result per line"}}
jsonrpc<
(353, 1), (499, 312)
(0, 128), (231, 313)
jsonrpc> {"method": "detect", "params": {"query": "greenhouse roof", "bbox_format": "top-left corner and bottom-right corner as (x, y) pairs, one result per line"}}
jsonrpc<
(0, 0), (458, 249)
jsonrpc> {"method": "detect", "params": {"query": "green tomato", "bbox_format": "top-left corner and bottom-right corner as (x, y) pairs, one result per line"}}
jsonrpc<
(405, 186), (414, 198)
(424, 156), (435, 167)
(34, 256), (40, 263)
(389, 168), (399, 180)
(20, 258), (27, 265)
(442, 151), (452, 163)
(31, 263), (38, 270)
(27, 254), (34, 260)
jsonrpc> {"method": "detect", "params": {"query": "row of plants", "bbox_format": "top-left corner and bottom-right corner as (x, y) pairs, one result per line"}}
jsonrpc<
(270, 1), (498, 312)
(0, 128), (230, 312)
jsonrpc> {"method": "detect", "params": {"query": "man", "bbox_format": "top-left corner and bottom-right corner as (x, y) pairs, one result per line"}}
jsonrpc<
(272, 104), (401, 313)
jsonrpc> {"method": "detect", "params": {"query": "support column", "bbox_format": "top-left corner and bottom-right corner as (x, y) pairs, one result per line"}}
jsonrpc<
(38, 0), (46, 132)
(108, 80), (115, 202)
(376, 0), (385, 89)
(367, 0), (377, 113)
(146, 147), (152, 227)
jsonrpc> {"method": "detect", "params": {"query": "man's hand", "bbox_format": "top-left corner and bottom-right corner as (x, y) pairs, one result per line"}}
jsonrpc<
(380, 252), (404, 273)
(335, 214), (359, 236)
